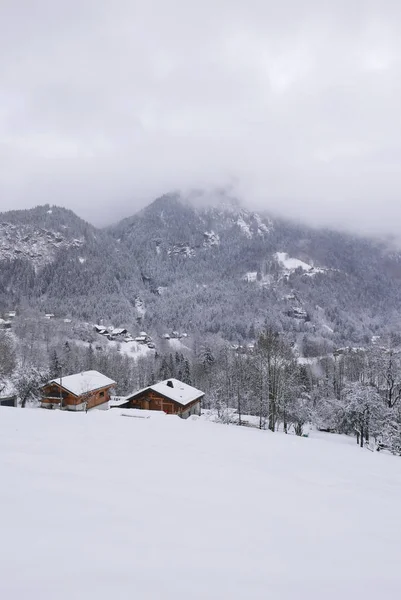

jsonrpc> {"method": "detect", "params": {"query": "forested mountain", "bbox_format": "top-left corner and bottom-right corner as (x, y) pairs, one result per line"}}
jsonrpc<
(0, 204), (143, 322)
(108, 193), (401, 353)
(2, 194), (401, 353)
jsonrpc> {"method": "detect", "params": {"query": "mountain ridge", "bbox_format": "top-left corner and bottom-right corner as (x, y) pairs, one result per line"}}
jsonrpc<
(1, 194), (401, 353)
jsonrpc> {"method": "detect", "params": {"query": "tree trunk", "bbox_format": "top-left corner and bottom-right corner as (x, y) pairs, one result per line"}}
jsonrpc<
(294, 422), (303, 436)
(269, 398), (275, 432)
(237, 384), (242, 426)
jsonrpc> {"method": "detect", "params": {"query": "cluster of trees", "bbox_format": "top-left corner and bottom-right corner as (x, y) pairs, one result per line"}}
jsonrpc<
(2, 309), (401, 456)
(193, 332), (401, 455)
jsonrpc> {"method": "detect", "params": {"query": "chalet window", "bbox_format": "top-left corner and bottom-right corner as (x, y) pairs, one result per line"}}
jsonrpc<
(99, 391), (104, 397)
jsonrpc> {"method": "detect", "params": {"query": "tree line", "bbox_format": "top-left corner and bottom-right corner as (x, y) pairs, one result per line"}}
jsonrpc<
(1, 319), (401, 455)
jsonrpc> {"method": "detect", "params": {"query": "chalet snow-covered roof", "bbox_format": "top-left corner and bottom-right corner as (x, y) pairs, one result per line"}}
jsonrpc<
(109, 328), (127, 335)
(127, 378), (204, 407)
(109, 396), (131, 407)
(47, 370), (116, 397)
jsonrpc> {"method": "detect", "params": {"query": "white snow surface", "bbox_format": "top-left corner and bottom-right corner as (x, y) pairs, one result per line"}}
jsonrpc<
(166, 337), (191, 352)
(0, 378), (15, 397)
(275, 252), (331, 278)
(1, 409), (401, 599)
(203, 230), (220, 247)
(254, 212), (273, 234)
(275, 251), (312, 272)
(48, 370), (116, 396)
(236, 215), (252, 238)
(243, 271), (258, 282)
(109, 396), (131, 407)
(108, 339), (153, 360)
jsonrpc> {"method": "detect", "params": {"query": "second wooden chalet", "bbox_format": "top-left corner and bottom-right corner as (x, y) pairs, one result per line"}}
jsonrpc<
(41, 370), (116, 411)
(114, 378), (204, 418)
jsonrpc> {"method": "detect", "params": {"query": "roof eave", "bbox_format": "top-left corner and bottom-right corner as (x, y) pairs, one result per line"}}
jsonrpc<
(124, 387), (204, 407)
(44, 380), (116, 397)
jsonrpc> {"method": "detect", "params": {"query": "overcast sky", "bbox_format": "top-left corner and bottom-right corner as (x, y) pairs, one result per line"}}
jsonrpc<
(1, 1), (401, 235)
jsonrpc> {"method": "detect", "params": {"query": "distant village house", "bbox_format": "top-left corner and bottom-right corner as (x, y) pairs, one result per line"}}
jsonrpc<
(94, 325), (108, 335)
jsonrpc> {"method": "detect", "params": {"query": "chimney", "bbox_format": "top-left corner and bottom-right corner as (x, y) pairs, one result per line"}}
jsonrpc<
(166, 380), (174, 388)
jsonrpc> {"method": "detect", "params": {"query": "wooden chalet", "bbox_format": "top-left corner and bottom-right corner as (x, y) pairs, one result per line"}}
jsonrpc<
(113, 378), (204, 418)
(41, 370), (116, 411)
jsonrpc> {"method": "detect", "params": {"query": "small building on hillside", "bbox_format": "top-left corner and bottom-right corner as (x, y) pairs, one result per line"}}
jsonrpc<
(115, 378), (204, 418)
(41, 370), (116, 411)
(0, 381), (17, 407)
(109, 328), (128, 337)
(0, 395), (17, 407)
(94, 325), (108, 335)
(105, 327), (129, 341)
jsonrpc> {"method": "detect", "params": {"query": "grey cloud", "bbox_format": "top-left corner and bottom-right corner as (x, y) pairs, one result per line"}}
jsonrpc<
(1, 0), (401, 235)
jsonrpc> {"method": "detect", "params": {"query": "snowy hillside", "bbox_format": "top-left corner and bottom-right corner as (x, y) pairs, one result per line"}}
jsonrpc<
(0, 221), (84, 268)
(1, 408), (400, 599)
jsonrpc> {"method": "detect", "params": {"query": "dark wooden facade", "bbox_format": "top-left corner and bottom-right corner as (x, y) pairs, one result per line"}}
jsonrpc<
(0, 395), (17, 407)
(41, 382), (113, 411)
(120, 389), (202, 418)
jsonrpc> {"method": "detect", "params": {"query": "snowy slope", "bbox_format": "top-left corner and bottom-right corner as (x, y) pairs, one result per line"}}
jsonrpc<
(0, 408), (401, 600)
(0, 221), (84, 268)
(275, 251), (313, 272)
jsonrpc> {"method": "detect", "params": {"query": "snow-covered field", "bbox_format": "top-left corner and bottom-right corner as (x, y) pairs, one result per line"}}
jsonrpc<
(1, 407), (401, 599)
